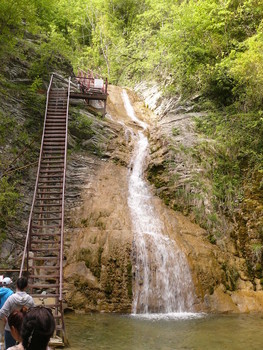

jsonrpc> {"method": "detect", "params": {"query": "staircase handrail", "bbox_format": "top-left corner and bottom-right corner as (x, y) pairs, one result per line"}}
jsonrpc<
(59, 77), (70, 302)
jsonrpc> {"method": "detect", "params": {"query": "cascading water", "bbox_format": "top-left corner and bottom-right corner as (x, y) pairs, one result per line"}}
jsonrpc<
(122, 89), (196, 316)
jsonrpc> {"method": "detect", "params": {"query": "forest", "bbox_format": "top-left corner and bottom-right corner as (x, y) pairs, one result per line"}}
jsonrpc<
(0, 0), (263, 257)
(2, 0), (263, 101)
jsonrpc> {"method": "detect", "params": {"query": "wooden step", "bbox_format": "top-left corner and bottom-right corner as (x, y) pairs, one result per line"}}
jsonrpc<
(47, 107), (67, 110)
(35, 195), (62, 198)
(42, 147), (65, 150)
(45, 121), (66, 124)
(32, 217), (61, 221)
(31, 266), (59, 270)
(45, 124), (66, 127)
(41, 167), (64, 170)
(46, 115), (66, 118)
(38, 174), (63, 177)
(44, 133), (66, 136)
(38, 183), (63, 186)
(31, 224), (61, 228)
(41, 156), (64, 160)
(48, 104), (66, 106)
(31, 293), (60, 298)
(30, 283), (59, 289)
(30, 257), (59, 261)
(48, 100), (67, 103)
(47, 113), (66, 116)
(46, 118), (66, 122)
(34, 204), (62, 207)
(40, 163), (64, 167)
(31, 232), (61, 237)
(37, 185), (63, 189)
(43, 143), (65, 146)
(40, 165), (64, 169)
(39, 169), (64, 173)
(44, 131), (66, 134)
(33, 206), (61, 210)
(48, 106), (66, 109)
(33, 210), (61, 214)
(38, 173), (63, 177)
(30, 247), (60, 252)
(36, 182), (63, 189)
(37, 192), (62, 196)
(30, 274), (60, 279)
(44, 127), (66, 130)
(48, 99), (66, 102)
(30, 241), (60, 245)
(40, 164), (64, 173)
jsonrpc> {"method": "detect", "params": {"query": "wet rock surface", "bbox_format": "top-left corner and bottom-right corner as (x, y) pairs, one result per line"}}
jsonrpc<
(63, 86), (138, 312)
(134, 82), (263, 312)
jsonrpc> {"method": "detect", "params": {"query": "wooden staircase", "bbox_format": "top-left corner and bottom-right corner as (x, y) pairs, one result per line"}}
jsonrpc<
(20, 74), (71, 344)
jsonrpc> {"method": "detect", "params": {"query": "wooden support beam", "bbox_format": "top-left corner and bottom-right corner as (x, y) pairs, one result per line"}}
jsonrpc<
(70, 92), (107, 100)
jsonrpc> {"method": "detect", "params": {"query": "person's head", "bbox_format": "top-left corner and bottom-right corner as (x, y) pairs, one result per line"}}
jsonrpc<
(21, 306), (55, 350)
(3, 277), (13, 287)
(8, 306), (28, 342)
(16, 276), (28, 291)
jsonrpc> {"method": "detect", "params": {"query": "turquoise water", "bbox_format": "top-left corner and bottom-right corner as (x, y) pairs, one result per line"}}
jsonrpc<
(65, 312), (263, 350)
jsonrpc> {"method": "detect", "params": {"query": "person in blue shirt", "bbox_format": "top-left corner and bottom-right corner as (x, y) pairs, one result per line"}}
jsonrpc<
(0, 277), (14, 308)
(0, 277), (14, 347)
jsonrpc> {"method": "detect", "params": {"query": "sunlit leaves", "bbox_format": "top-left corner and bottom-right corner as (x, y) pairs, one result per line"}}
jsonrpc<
(1, 0), (263, 106)
(230, 29), (263, 109)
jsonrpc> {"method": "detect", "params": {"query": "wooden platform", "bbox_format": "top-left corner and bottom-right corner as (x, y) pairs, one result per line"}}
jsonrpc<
(70, 91), (107, 100)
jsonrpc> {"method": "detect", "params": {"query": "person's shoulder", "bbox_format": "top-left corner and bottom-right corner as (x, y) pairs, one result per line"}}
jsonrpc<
(4, 292), (15, 300)
(25, 294), (35, 305)
(6, 344), (24, 350)
(0, 287), (12, 295)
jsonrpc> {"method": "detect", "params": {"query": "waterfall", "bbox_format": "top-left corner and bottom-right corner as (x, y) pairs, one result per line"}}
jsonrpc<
(122, 89), (196, 315)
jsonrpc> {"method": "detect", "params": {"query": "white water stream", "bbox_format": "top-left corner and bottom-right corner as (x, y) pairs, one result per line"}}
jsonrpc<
(122, 89), (196, 316)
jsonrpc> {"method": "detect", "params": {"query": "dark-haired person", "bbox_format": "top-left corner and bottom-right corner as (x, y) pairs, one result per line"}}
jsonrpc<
(0, 277), (34, 349)
(21, 306), (55, 350)
(6, 307), (28, 350)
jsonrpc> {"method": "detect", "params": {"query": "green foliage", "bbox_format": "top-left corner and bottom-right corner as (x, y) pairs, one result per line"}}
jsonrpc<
(0, 113), (16, 146)
(0, 0), (35, 57)
(58, 0), (263, 104)
(30, 31), (72, 80)
(0, 177), (20, 232)
(69, 111), (94, 142)
(195, 110), (263, 216)
(172, 127), (180, 137)
(30, 77), (43, 93)
(229, 31), (263, 110)
(1, 0), (263, 107)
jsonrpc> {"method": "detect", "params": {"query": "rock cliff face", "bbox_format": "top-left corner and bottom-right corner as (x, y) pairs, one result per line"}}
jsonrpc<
(64, 156), (133, 312)
(134, 82), (263, 312)
(63, 86), (136, 312)
(63, 84), (263, 313)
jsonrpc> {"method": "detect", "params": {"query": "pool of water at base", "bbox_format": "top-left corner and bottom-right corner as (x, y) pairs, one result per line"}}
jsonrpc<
(65, 312), (263, 350)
